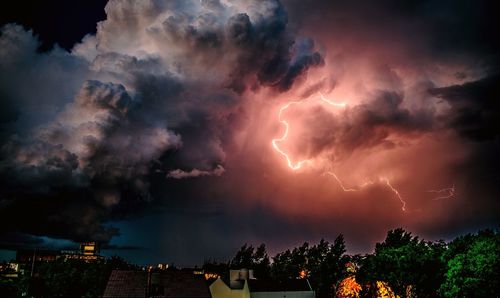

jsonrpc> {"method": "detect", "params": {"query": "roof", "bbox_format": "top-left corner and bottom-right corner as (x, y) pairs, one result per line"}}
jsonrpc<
(248, 279), (313, 292)
(103, 270), (147, 298)
(102, 270), (211, 298)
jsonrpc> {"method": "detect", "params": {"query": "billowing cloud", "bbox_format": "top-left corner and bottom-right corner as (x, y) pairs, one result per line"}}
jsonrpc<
(0, 0), (323, 245)
(0, 0), (499, 262)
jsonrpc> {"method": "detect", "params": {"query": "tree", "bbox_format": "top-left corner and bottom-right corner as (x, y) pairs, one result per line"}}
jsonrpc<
(336, 276), (362, 298)
(309, 236), (349, 297)
(16, 256), (135, 298)
(439, 230), (499, 297)
(231, 244), (255, 269)
(357, 228), (445, 297)
(253, 244), (271, 279)
(230, 243), (270, 279)
(272, 241), (310, 280)
(271, 236), (348, 297)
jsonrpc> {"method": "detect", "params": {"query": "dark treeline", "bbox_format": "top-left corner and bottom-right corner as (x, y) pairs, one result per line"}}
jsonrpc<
(203, 228), (499, 298)
(1, 256), (137, 298)
(0, 228), (498, 297)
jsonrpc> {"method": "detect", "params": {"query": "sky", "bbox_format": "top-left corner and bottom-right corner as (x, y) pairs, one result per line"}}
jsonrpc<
(0, 0), (499, 266)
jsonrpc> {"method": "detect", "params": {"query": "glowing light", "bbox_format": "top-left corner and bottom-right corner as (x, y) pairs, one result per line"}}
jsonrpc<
(319, 92), (346, 107)
(271, 93), (346, 170)
(381, 177), (407, 212)
(427, 185), (456, 200)
(271, 100), (311, 170)
(299, 269), (308, 279)
(324, 172), (407, 212)
(272, 93), (408, 213)
(324, 172), (373, 192)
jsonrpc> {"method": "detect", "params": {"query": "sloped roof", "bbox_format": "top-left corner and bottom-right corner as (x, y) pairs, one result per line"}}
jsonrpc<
(102, 270), (211, 298)
(248, 279), (312, 292)
(103, 270), (147, 298)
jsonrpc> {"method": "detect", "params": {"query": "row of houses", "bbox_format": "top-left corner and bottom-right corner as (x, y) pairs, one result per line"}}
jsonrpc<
(102, 268), (315, 298)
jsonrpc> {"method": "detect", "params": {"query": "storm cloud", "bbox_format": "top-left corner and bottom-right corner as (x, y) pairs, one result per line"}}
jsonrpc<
(0, 0), (499, 263)
(0, 0), (323, 245)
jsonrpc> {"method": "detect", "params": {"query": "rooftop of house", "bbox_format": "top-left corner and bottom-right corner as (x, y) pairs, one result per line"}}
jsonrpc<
(102, 270), (212, 298)
(103, 270), (148, 298)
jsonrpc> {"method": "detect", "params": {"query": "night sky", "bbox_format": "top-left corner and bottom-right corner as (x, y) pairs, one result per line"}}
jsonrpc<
(0, 0), (499, 266)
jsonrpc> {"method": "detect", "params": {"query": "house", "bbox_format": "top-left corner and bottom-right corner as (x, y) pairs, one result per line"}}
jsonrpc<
(102, 269), (212, 298)
(209, 269), (315, 298)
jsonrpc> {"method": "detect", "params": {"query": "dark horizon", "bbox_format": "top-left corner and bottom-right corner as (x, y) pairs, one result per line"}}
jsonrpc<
(0, 225), (495, 267)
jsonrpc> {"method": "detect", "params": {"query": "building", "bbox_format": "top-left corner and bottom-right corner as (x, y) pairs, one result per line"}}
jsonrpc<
(209, 269), (315, 298)
(63, 241), (103, 261)
(16, 249), (60, 263)
(16, 242), (103, 264)
(102, 269), (212, 298)
(0, 262), (20, 279)
(81, 241), (100, 255)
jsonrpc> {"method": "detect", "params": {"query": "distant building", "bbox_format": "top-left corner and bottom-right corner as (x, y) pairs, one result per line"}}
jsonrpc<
(81, 241), (100, 255)
(102, 269), (212, 298)
(16, 241), (103, 263)
(209, 269), (315, 298)
(0, 262), (20, 279)
(16, 249), (60, 263)
(157, 263), (170, 270)
(63, 241), (103, 261)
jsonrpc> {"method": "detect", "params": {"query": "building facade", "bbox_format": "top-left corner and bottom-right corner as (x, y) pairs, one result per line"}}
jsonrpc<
(209, 269), (315, 298)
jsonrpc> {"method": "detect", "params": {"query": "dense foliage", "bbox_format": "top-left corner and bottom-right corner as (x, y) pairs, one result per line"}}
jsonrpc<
(2, 256), (134, 298)
(357, 228), (446, 297)
(222, 229), (499, 298)
(439, 230), (499, 297)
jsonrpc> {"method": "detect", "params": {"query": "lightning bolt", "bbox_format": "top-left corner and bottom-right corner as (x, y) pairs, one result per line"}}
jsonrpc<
(272, 93), (410, 212)
(381, 178), (407, 212)
(427, 185), (456, 200)
(324, 172), (407, 212)
(323, 172), (373, 192)
(319, 92), (347, 108)
(271, 100), (311, 170)
(271, 93), (346, 170)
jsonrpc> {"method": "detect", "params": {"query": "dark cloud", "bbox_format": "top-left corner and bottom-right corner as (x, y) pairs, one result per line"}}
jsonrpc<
(223, 4), (323, 92)
(430, 73), (500, 141)
(0, 0), (323, 247)
(283, 0), (500, 61)
(425, 73), (500, 231)
(0, 24), (90, 141)
(0, 233), (46, 251)
(282, 90), (435, 161)
(0, 74), (180, 243)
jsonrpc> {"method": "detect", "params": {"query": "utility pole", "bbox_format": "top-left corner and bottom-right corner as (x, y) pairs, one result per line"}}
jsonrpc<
(146, 267), (152, 298)
(30, 248), (37, 277)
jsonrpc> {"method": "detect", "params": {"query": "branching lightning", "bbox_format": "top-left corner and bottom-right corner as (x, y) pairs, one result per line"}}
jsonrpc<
(427, 185), (456, 200)
(271, 93), (455, 213)
(323, 172), (407, 212)
(271, 100), (311, 170)
(323, 172), (373, 192)
(381, 178), (407, 212)
(271, 93), (346, 170)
